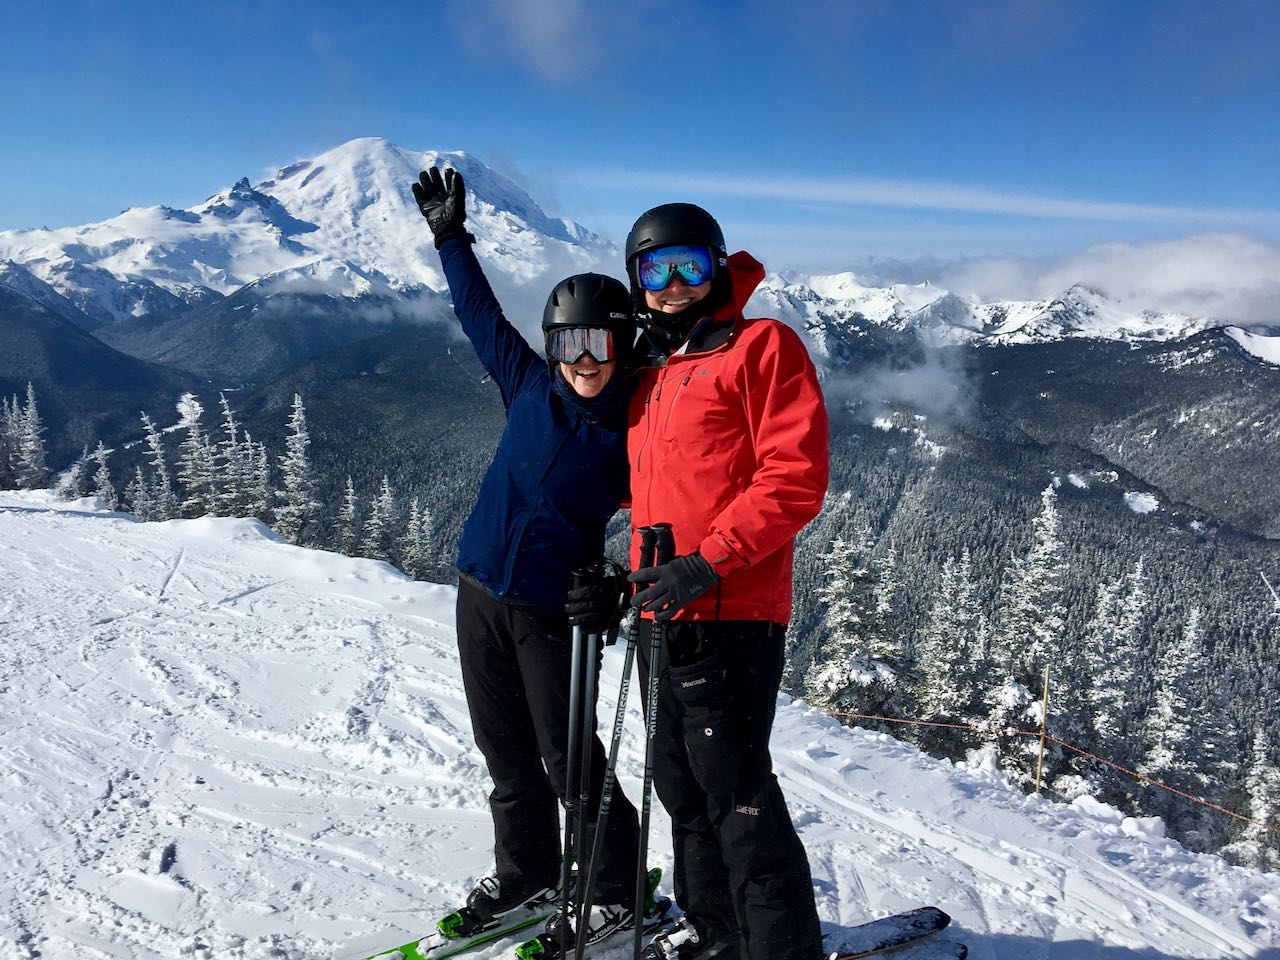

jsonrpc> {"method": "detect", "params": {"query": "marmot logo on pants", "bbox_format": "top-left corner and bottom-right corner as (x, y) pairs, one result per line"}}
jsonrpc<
(680, 677), (708, 688)
(735, 804), (761, 816)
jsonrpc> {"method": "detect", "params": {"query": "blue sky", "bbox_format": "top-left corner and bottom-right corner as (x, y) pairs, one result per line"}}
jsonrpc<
(2, 0), (1278, 274)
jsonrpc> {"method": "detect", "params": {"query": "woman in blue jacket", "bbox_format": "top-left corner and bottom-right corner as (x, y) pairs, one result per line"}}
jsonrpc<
(412, 167), (640, 945)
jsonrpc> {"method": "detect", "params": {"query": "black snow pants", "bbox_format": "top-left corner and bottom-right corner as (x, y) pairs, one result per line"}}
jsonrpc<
(456, 575), (641, 902)
(637, 619), (823, 960)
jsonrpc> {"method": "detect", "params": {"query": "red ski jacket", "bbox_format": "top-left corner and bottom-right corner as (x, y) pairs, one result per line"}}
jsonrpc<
(627, 250), (830, 624)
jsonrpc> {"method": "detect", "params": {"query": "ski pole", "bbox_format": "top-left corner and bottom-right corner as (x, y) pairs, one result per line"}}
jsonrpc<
(573, 570), (602, 933)
(633, 522), (674, 960)
(560, 568), (591, 960)
(575, 530), (656, 960)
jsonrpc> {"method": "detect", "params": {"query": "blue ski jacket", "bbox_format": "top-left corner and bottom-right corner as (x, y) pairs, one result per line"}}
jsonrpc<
(439, 235), (630, 608)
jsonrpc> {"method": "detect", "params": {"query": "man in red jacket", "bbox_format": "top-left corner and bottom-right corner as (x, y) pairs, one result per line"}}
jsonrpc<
(625, 204), (829, 960)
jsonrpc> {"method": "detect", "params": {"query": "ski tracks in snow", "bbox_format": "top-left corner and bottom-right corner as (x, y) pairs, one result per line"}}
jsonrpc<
(2, 493), (1278, 960)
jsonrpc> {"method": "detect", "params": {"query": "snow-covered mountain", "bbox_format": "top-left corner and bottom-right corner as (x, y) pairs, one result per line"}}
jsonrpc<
(0, 138), (610, 325)
(753, 274), (1212, 349)
(3, 488), (1277, 960)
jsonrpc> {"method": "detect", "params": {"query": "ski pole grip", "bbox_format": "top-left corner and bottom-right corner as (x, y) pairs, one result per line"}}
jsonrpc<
(571, 566), (592, 591)
(652, 522), (675, 566)
(638, 525), (658, 569)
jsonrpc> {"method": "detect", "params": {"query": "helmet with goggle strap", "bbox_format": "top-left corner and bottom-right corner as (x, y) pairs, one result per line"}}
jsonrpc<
(541, 273), (635, 365)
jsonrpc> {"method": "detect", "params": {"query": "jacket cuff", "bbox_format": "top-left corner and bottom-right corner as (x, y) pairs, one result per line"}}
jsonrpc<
(697, 532), (748, 578)
(435, 230), (475, 251)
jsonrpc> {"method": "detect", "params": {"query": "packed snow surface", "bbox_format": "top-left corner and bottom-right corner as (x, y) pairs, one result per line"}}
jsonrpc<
(2, 490), (1277, 960)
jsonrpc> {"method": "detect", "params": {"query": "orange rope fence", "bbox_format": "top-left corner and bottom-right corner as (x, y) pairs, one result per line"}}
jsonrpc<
(827, 709), (1280, 835)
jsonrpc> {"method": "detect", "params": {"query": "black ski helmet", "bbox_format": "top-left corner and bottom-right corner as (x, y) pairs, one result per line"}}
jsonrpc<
(541, 273), (634, 363)
(624, 202), (727, 275)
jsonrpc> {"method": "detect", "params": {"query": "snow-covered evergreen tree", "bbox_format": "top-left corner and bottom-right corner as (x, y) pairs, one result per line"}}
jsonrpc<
(90, 442), (117, 510)
(59, 445), (92, 500)
(1222, 731), (1280, 871)
(916, 548), (981, 728)
(1089, 557), (1151, 767)
(176, 394), (218, 517)
(0, 394), (19, 487)
(214, 394), (247, 516)
(125, 466), (153, 520)
(981, 485), (1074, 786)
(337, 476), (360, 556)
(400, 496), (428, 579)
(273, 394), (319, 545)
(362, 475), (397, 562)
(140, 412), (178, 520)
(991, 483), (1068, 679)
(804, 531), (906, 720)
(15, 383), (49, 489)
(1141, 606), (1203, 785)
(242, 433), (271, 520)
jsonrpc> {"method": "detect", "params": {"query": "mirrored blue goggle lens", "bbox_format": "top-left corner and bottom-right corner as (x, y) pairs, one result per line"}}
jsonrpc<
(547, 326), (615, 364)
(636, 245), (715, 292)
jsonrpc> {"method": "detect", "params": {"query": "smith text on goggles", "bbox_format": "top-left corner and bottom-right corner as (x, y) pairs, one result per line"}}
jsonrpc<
(635, 244), (715, 292)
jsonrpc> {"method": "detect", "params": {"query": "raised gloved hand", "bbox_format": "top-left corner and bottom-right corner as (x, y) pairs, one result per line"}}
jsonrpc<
(628, 551), (719, 621)
(566, 562), (629, 632)
(411, 166), (467, 248)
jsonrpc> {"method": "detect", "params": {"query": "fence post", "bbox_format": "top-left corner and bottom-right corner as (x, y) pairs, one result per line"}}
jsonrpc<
(1034, 665), (1051, 794)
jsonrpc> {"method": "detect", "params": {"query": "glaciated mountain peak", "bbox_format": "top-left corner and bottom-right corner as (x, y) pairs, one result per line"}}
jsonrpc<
(0, 137), (609, 323)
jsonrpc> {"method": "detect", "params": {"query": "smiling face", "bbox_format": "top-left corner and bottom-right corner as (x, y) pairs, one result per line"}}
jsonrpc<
(558, 355), (616, 398)
(643, 273), (712, 314)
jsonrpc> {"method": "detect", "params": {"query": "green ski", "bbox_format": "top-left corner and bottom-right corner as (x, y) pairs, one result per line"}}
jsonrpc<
(362, 905), (552, 960)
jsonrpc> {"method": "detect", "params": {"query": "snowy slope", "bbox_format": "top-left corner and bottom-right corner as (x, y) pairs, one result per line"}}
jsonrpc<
(0, 139), (609, 323)
(1226, 327), (1280, 367)
(2, 490), (1277, 960)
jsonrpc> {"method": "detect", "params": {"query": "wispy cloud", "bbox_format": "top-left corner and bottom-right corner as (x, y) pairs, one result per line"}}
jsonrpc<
(575, 169), (1280, 228)
(449, 0), (631, 85)
(917, 233), (1280, 327)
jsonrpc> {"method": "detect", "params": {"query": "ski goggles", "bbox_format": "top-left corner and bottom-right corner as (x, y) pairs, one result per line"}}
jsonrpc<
(634, 244), (715, 292)
(546, 326), (617, 364)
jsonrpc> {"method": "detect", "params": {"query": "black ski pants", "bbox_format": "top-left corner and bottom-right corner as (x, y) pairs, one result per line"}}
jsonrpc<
(456, 576), (640, 902)
(637, 619), (823, 960)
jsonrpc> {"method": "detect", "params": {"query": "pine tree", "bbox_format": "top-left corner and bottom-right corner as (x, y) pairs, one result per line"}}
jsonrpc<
(214, 393), (246, 516)
(1222, 731), (1280, 871)
(804, 532), (906, 720)
(337, 476), (360, 555)
(992, 483), (1067, 680)
(140, 412), (178, 520)
(90, 442), (118, 510)
(175, 393), (217, 517)
(916, 548), (981, 728)
(362, 475), (397, 561)
(1141, 606), (1203, 784)
(242, 432), (271, 519)
(15, 382), (49, 489)
(274, 394), (319, 545)
(125, 465), (153, 520)
(1089, 557), (1150, 766)
(59, 445), (92, 500)
(401, 495), (427, 578)
(0, 394), (18, 487)
(985, 484), (1070, 785)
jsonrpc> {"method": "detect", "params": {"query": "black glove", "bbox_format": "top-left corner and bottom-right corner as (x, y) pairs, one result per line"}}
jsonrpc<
(411, 166), (467, 248)
(565, 564), (629, 632)
(628, 552), (719, 621)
